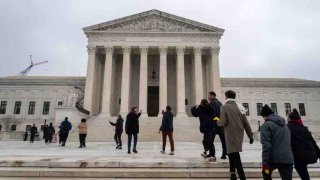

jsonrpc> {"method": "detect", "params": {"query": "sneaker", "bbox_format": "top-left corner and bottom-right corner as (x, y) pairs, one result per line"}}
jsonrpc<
(230, 173), (237, 180)
(201, 153), (209, 158)
(128, 151), (131, 154)
(221, 155), (227, 159)
(208, 156), (217, 162)
(118, 146), (122, 150)
(169, 152), (174, 155)
(116, 145), (120, 149)
(133, 149), (138, 153)
(160, 151), (165, 154)
(201, 151), (208, 157)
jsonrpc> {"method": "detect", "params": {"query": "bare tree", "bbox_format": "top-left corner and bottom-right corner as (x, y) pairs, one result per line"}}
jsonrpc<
(0, 115), (22, 132)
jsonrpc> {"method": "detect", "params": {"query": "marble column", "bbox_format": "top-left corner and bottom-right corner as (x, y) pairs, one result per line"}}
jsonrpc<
(120, 46), (131, 115)
(194, 47), (204, 104)
(210, 46), (222, 100)
(83, 46), (97, 115)
(158, 46), (168, 115)
(139, 46), (148, 117)
(176, 47), (187, 117)
(101, 47), (114, 116)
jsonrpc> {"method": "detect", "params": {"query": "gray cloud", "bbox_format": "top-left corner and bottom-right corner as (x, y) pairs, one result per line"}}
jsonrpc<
(0, 0), (319, 80)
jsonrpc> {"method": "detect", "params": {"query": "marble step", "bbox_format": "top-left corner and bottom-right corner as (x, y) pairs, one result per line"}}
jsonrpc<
(0, 167), (320, 178)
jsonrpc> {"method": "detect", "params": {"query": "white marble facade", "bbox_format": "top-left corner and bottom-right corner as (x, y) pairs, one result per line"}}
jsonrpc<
(0, 10), (319, 140)
(83, 9), (223, 117)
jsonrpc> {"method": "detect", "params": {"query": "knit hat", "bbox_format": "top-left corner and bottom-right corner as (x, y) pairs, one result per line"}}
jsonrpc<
(289, 109), (301, 120)
(260, 105), (274, 117)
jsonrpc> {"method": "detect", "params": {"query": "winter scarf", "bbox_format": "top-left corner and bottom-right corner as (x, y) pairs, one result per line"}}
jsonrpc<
(225, 98), (247, 115)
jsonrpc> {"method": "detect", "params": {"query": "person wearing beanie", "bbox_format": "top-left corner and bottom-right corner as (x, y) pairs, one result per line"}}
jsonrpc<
(287, 109), (320, 180)
(260, 105), (294, 180)
(217, 90), (253, 180)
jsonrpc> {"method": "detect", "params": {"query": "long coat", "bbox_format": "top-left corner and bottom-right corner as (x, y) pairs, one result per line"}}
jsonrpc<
(125, 112), (141, 134)
(288, 121), (320, 164)
(218, 101), (253, 154)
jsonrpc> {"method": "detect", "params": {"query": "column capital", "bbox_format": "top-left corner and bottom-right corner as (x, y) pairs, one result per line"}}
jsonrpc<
(176, 46), (185, 55)
(87, 46), (96, 55)
(159, 46), (168, 55)
(210, 46), (220, 55)
(139, 46), (149, 55)
(122, 46), (131, 54)
(104, 46), (114, 55)
(193, 47), (203, 55)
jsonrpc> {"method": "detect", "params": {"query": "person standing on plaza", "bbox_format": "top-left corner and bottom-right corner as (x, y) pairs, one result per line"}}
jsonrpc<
(59, 117), (72, 147)
(191, 99), (216, 162)
(159, 106), (174, 155)
(125, 107), (142, 154)
(78, 118), (87, 148)
(260, 105), (294, 180)
(217, 90), (253, 180)
(29, 124), (37, 143)
(208, 91), (227, 159)
(109, 115), (124, 149)
(287, 109), (320, 180)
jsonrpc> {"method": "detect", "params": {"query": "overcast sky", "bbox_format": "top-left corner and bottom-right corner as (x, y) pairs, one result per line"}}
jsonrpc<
(0, 0), (319, 80)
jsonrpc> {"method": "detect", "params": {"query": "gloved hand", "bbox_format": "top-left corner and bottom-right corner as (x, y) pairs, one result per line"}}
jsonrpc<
(213, 117), (220, 121)
(249, 138), (254, 144)
(262, 163), (270, 175)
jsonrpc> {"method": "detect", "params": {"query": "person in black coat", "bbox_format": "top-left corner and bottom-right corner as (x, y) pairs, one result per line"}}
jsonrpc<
(191, 99), (216, 161)
(125, 107), (142, 154)
(159, 106), (174, 155)
(29, 124), (37, 143)
(44, 123), (55, 144)
(59, 117), (72, 147)
(109, 115), (124, 149)
(208, 91), (227, 159)
(287, 109), (320, 180)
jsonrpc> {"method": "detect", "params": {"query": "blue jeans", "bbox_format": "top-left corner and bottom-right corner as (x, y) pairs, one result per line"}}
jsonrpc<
(127, 133), (138, 152)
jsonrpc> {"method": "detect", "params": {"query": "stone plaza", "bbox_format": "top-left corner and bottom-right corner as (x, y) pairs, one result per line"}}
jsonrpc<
(0, 141), (319, 179)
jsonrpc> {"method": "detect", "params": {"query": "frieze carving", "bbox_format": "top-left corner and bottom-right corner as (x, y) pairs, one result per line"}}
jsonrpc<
(88, 32), (220, 43)
(95, 14), (209, 32)
(87, 46), (96, 54)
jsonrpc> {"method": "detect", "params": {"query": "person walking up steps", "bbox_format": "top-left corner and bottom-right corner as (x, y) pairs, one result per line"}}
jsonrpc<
(191, 99), (216, 162)
(217, 90), (253, 180)
(125, 107), (142, 154)
(78, 118), (87, 148)
(59, 117), (72, 147)
(287, 109), (320, 180)
(159, 106), (174, 155)
(109, 115), (124, 149)
(208, 91), (227, 159)
(29, 124), (37, 143)
(260, 105), (294, 180)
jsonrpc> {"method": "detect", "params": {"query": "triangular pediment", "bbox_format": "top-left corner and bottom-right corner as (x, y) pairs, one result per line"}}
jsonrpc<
(83, 9), (224, 33)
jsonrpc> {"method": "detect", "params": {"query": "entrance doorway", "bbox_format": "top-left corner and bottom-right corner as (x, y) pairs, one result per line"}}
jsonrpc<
(147, 86), (159, 117)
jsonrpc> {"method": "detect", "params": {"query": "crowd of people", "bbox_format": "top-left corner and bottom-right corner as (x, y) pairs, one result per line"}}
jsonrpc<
(24, 89), (320, 180)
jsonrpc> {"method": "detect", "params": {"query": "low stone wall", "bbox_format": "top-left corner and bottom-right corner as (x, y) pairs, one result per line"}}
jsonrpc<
(0, 131), (43, 141)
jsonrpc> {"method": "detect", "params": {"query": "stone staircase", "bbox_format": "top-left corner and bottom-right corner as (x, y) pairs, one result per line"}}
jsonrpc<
(67, 116), (204, 142)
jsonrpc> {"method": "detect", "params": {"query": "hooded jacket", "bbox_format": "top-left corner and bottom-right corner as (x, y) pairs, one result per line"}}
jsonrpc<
(287, 120), (320, 164)
(260, 114), (294, 164)
(192, 104), (214, 134)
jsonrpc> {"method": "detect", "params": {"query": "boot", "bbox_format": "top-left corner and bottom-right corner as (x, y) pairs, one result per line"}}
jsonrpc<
(230, 172), (237, 180)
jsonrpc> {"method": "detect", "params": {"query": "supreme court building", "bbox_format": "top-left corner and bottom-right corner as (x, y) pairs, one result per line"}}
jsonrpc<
(83, 9), (223, 117)
(0, 9), (319, 141)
